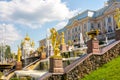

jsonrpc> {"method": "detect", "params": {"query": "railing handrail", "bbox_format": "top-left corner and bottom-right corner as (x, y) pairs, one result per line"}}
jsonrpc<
(23, 59), (40, 69)
(5, 69), (16, 76)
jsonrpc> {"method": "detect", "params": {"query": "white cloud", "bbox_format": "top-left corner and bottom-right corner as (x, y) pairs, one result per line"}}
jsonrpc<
(0, 0), (79, 29)
(55, 21), (67, 30)
(0, 24), (22, 45)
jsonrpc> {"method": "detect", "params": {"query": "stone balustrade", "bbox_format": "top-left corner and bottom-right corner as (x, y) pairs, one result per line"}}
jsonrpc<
(40, 40), (120, 80)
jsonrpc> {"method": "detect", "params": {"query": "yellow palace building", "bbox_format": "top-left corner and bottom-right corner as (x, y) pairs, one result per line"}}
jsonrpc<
(39, 0), (120, 47)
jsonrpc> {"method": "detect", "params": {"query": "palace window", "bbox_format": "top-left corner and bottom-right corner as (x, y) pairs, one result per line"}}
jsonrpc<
(72, 28), (74, 33)
(91, 23), (94, 29)
(75, 34), (77, 39)
(98, 23), (101, 29)
(75, 27), (77, 32)
(104, 19), (106, 26)
(68, 31), (70, 35)
(108, 17), (111, 23)
(108, 26), (113, 32)
(72, 35), (74, 40)
(84, 24), (87, 32)
(77, 27), (79, 32)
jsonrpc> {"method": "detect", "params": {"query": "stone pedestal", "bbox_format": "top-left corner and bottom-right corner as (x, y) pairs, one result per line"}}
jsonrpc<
(87, 39), (100, 54)
(16, 61), (22, 70)
(60, 44), (67, 52)
(41, 52), (46, 59)
(115, 29), (120, 40)
(49, 57), (64, 73)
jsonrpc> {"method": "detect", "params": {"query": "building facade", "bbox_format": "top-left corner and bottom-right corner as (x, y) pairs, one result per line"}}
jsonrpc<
(64, 0), (120, 44)
(39, 0), (120, 47)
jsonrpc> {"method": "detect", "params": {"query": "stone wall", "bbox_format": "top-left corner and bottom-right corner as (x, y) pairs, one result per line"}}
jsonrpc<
(43, 42), (120, 80)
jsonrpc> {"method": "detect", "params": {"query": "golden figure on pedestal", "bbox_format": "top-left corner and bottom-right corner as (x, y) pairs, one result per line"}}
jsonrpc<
(61, 32), (65, 45)
(87, 29), (99, 40)
(114, 8), (120, 29)
(38, 46), (45, 52)
(50, 28), (61, 57)
(17, 46), (22, 62)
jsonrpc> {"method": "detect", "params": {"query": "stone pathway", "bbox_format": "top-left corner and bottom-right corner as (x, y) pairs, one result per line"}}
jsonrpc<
(15, 70), (47, 79)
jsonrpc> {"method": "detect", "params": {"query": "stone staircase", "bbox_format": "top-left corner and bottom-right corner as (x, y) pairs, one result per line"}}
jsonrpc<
(39, 40), (120, 80)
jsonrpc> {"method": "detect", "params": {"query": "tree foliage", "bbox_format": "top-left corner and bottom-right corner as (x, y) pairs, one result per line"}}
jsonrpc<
(0, 45), (12, 59)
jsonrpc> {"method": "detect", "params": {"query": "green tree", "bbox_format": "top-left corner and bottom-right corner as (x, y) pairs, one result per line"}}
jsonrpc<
(5, 45), (12, 58)
(0, 45), (12, 59)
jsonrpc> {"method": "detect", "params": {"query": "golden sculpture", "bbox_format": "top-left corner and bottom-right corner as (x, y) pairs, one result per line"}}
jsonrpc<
(25, 33), (30, 41)
(87, 29), (99, 40)
(31, 40), (35, 47)
(114, 8), (120, 29)
(50, 28), (61, 57)
(61, 32), (65, 45)
(38, 46), (45, 52)
(50, 28), (57, 47)
(17, 46), (22, 62)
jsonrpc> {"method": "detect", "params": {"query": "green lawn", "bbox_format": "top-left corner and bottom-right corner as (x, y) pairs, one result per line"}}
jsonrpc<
(81, 56), (120, 80)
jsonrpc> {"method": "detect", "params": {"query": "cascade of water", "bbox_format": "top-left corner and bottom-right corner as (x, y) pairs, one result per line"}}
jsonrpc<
(80, 32), (85, 47)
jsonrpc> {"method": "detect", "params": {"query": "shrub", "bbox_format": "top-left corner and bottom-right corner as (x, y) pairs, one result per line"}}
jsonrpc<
(0, 71), (3, 78)
(10, 77), (19, 80)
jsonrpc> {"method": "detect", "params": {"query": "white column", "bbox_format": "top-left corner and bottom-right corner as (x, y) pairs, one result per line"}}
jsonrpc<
(87, 21), (91, 32)
(87, 22), (88, 32)
(111, 15), (114, 32)
(105, 17), (108, 32)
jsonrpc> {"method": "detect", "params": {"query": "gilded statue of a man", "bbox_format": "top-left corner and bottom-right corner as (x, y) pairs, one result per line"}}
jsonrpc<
(61, 32), (65, 45)
(50, 28), (60, 56)
(114, 8), (120, 29)
(17, 46), (22, 62)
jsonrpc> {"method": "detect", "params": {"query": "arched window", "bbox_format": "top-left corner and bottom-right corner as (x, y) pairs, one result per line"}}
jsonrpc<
(72, 28), (74, 33)
(91, 23), (94, 29)
(75, 27), (77, 32)
(84, 24), (87, 32)
(108, 26), (113, 32)
(108, 17), (111, 23)
(98, 23), (101, 29)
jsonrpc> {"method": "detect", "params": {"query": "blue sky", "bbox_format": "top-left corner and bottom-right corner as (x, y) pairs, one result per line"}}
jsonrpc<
(0, 0), (107, 53)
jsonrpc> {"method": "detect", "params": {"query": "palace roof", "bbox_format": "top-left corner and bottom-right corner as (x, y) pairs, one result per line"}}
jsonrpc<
(66, 0), (120, 26)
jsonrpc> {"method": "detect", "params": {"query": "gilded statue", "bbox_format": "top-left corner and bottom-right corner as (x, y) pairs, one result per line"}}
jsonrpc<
(87, 29), (99, 40)
(61, 32), (65, 45)
(31, 40), (35, 47)
(17, 46), (22, 62)
(50, 28), (61, 57)
(114, 8), (120, 29)
(50, 28), (57, 48)
(38, 46), (45, 52)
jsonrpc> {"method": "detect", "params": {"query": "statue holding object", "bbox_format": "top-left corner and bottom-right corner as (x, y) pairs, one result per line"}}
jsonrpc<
(17, 46), (22, 62)
(114, 8), (120, 29)
(49, 28), (61, 57)
(114, 8), (120, 40)
(16, 46), (22, 70)
(49, 28), (64, 73)
(61, 32), (65, 45)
